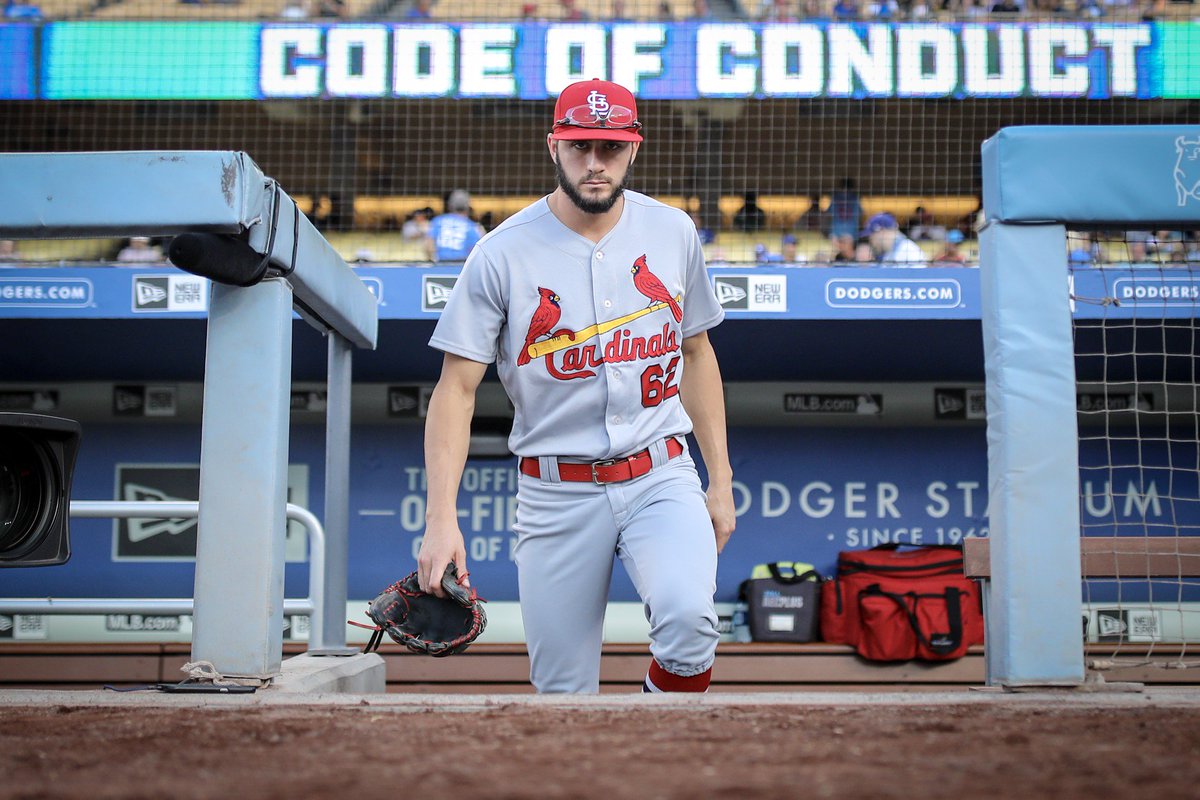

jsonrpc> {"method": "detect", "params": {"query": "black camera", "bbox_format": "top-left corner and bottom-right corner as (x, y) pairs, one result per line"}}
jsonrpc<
(0, 413), (81, 567)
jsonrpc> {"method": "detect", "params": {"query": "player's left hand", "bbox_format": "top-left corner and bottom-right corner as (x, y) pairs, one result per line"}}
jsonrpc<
(706, 483), (736, 553)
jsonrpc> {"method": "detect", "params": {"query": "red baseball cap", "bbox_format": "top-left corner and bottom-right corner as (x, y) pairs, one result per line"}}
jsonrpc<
(550, 79), (643, 143)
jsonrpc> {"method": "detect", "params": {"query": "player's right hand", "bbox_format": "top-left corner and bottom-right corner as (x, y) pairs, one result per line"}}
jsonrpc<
(417, 524), (468, 598)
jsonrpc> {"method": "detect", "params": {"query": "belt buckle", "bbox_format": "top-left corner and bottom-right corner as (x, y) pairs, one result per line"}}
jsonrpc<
(590, 457), (622, 485)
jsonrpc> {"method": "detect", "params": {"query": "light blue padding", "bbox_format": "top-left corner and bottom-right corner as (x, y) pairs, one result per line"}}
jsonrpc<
(982, 126), (1200, 227)
(0, 151), (261, 237)
(192, 279), (294, 679)
(979, 222), (1084, 686)
(0, 150), (377, 348)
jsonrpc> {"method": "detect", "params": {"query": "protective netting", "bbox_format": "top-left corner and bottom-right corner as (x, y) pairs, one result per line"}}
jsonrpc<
(1071, 228), (1200, 670)
(2, 9), (1197, 265)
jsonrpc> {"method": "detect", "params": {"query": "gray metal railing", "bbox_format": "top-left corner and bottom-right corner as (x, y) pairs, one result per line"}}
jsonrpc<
(0, 500), (327, 648)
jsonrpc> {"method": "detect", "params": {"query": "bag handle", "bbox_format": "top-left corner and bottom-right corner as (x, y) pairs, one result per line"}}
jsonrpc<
(766, 563), (821, 584)
(859, 584), (963, 656)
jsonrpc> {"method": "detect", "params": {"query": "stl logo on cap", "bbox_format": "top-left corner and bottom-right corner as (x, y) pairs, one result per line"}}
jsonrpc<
(586, 90), (612, 120)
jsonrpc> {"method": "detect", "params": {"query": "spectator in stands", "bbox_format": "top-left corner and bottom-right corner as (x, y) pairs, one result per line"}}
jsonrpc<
(932, 229), (968, 265)
(1126, 230), (1152, 263)
(1030, 0), (1068, 12)
(1186, 237), (1200, 263)
(864, 0), (899, 17)
(280, 0), (309, 17)
(761, 0), (800, 20)
(3, 2), (42, 18)
(905, 205), (935, 241)
(795, 192), (829, 235)
(689, 209), (716, 245)
(116, 237), (164, 264)
(833, 0), (861, 18)
(829, 177), (862, 239)
(520, 2), (540, 20)
(1068, 231), (1103, 265)
(425, 190), (485, 263)
(657, 0), (674, 19)
(990, 0), (1022, 12)
(402, 207), (433, 241)
(1069, 247), (1095, 266)
(1139, 0), (1167, 22)
(610, 0), (632, 20)
(407, 0), (434, 18)
(908, 0), (931, 18)
(560, 0), (590, 20)
(1151, 229), (1185, 260)
(780, 233), (806, 265)
(952, 197), (983, 239)
(864, 213), (927, 266)
(733, 191), (767, 233)
(317, 0), (346, 17)
(830, 233), (857, 264)
(689, 0), (714, 17)
(854, 240), (875, 263)
(0, 239), (18, 265)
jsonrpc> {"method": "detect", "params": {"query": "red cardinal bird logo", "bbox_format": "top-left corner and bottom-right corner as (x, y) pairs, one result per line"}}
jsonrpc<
(518, 287), (562, 366)
(631, 254), (682, 323)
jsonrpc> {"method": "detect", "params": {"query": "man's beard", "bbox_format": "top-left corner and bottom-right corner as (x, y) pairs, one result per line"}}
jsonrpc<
(554, 155), (631, 215)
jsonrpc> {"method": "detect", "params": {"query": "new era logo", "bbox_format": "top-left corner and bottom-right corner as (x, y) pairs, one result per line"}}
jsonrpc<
(134, 278), (169, 309)
(132, 275), (207, 312)
(714, 278), (748, 308)
(712, 275), (787, 312)
(122, 482), (195, 542)
(422, 277), (458, 311)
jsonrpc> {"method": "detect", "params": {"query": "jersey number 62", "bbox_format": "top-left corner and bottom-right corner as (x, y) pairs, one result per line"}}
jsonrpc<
(640, 356), (681, 408)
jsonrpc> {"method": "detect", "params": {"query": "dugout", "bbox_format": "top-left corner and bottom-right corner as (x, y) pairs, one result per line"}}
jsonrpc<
(4, 16), (1200, 685)
(3, 261), (1198, 653)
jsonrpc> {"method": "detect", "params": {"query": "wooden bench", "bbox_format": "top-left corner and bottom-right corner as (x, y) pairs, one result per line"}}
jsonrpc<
(0, 641), (985, 693)
(3, 639), (1195, 692)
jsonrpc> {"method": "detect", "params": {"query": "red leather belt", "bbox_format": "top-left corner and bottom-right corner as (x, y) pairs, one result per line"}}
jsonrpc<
(519, 437), (684, 485)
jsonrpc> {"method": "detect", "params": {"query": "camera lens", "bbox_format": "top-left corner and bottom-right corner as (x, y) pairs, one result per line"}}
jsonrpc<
(0, 432), (58, 558)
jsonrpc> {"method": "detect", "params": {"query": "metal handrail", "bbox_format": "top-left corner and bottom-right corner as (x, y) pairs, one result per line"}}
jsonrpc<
(0, 500), (326, 648)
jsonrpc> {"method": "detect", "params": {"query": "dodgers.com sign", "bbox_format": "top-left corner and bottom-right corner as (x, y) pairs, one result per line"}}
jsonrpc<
(825, 278), (962, 309)
(0, 278), (93, 308)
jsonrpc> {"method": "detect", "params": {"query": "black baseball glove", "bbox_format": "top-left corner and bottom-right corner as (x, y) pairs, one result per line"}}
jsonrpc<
(357, 563), (486, 657)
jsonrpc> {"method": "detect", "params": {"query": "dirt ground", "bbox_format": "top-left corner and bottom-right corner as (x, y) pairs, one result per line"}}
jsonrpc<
(3, 700), (1200, 800)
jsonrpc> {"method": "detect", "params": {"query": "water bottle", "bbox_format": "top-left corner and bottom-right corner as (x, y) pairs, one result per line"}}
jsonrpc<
(732, 601), (752, 643)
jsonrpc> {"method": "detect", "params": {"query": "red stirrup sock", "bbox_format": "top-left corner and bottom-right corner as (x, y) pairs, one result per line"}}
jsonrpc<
(641, 659), (712, 693)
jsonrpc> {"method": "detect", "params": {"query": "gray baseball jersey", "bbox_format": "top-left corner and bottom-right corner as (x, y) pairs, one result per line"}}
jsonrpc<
(428, 190), (724, 460)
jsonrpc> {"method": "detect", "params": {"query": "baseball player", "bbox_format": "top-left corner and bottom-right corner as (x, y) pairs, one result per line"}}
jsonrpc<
(425, 189), (485, 262)
(417, 78), (736, 694)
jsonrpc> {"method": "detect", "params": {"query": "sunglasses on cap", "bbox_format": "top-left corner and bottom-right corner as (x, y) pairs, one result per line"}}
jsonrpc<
(555, 104), (642, 131)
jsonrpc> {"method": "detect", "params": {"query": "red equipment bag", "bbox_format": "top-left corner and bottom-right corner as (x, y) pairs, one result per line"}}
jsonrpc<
(819, 544), (984, 662)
